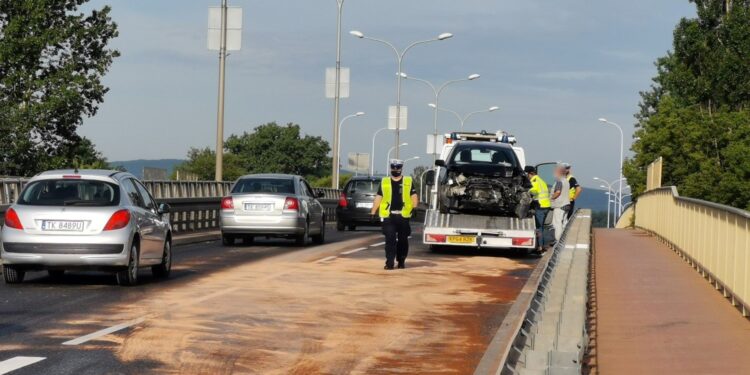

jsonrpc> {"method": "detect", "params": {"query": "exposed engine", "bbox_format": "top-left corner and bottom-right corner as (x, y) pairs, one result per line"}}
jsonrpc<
(439, 171), (532, 218)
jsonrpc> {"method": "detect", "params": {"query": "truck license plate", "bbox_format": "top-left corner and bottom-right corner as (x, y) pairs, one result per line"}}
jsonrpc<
(448, 235), (475, 244)
(42, 220), (84, 232)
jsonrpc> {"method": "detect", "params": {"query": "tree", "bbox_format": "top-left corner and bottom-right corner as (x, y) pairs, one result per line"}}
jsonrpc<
(173, 147), (245, 181)
(625, 1), (750, 209)
(0, 0), (118, 176)
(226, 122), (331, 178)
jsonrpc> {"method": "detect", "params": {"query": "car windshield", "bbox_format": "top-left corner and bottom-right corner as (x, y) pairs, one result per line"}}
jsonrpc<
(349, 180), (379, 194)
(449, 145), (519, 168)
(232, 178), (295, 194)
(18, 179), (120, 206)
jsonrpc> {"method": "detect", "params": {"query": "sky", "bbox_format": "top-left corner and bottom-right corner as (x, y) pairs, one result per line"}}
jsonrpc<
(80, 0), (696, 187)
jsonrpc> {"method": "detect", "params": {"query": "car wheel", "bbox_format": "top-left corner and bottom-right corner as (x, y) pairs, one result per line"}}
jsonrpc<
(222, 233), (235, 246)
(116, 244), (139, 286)
(347, 225), (356, 231)
(152, 240), (172, 278)
(3, 265), (25, 284)
(312, 218), (326, 244)
(337, 221), (345, 231)
(295, 221), (309, 246)
(48, 270), (65, 279)
(243, 235), (254, 245)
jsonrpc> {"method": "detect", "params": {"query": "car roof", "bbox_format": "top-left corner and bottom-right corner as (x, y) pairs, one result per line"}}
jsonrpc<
(237, 173), (298, 180)
(348, 176), (384, 181)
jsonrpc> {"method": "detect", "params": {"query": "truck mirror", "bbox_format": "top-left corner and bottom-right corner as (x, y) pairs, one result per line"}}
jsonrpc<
(425, 170), (435, 186)
(435, 160), (446, 167)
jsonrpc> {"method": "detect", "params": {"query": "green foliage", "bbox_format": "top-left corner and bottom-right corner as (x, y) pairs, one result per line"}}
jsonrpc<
(226, 122), (331, 178)
(0, 0), (118, 176)
(173, 147), (245, 181)
(626, 1), (750, 210)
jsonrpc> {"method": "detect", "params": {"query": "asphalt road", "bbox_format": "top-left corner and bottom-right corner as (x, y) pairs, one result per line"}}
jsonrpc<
(0, 224), (539, 375)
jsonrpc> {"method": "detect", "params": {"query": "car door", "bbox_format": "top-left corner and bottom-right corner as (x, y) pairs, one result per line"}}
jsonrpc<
(122, 178), (159, 260)
(302, 180), (324, 229)
(133, 180), (168, 260)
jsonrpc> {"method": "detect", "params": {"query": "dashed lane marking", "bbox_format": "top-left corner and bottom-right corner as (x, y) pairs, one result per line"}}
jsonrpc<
(370, 242), (386, 247)
(62, 316), (146, 346)
(341, 247), (368, 255)
(0, 357), (46, 374)
(317, 256), (338, 263)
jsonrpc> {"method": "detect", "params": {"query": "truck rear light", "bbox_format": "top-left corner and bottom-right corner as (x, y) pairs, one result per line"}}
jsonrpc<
(284, 197), (299, 211)
(4, 208), (23, 230)
(338, 193), (348, 208)
(104, 209), (131, 231)
(512, 237), (534, 246)
(221, 196), (234, 210)
(425, 233), (446, 243)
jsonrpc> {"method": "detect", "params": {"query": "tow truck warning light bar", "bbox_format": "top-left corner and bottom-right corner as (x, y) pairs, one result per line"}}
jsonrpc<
(444, 131), (517, 145)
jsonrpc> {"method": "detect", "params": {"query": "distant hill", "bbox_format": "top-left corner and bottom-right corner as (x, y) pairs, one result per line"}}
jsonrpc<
(109, 159), (185, 179)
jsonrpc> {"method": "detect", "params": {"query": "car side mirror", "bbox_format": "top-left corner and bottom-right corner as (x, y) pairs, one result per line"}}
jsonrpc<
(425, 170), (436, 186)
(435, 159), (446, 167)
(157, 203), (171, 215)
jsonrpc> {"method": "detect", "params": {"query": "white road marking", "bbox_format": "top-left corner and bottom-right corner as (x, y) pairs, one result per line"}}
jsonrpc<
(62, 316), (146, 346)
(0, 357), (46, 374)
(370, 242), (386, 247)
(317, 256), (338, 263)
(577, 244), (590, 249)
(341, 247), (368, 255)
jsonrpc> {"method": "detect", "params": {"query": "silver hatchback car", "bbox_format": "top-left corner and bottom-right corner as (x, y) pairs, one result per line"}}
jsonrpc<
(220, 174), (326, 246)
(1, 170), (172, 286)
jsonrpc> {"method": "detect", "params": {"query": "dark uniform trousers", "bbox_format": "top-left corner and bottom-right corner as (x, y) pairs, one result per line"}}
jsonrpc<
(382, 214), (411, 266)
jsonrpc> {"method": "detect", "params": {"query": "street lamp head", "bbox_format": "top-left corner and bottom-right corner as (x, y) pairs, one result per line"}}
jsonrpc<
(350, 30), (364, 38)
(593, 177), (601, 181)
(488, 106), (500, 112)
(598, 118), (608, 123)
(468, 73), (480, 80)
(438, 32), (454, 40)
(355, 112), (365, 116)
(398, 72), (408, 78)
(400, 142), (408, 147)
(428, 103), (437, 109)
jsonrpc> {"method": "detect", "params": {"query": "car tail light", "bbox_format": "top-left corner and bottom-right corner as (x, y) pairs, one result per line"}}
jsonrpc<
(104, 209), (131, 231)
(425, 233), (446, 243)
(221, 196), (234, 210)
(512, 237), (534, 246)
(4, 208), (23, 230)
(284, 197), (299, 211)
(338, 193), (348, 208)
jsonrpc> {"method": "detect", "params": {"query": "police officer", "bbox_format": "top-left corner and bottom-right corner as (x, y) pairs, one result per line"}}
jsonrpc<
(525, 166), (551, 252)
(371, 159), (418, 270)
(563, 163), (582, 219)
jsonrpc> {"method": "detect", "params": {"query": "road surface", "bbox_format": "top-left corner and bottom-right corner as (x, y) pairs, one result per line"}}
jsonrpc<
(0, 225), (539, 374)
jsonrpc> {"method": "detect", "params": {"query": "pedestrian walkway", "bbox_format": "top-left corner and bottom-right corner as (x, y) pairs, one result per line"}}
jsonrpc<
(590, 229), (750, 375)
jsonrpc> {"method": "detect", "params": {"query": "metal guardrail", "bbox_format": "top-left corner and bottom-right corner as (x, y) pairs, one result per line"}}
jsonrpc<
(476, 210), (592, 375)
(632, 186), (750, 316)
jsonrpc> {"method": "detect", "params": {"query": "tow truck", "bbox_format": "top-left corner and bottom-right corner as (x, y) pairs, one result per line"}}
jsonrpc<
(422, 131), (554, 251)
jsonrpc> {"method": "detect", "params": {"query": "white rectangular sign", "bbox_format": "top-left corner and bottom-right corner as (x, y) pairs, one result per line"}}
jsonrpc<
(388, 106), (408, 130)
(347, 153), (370, 173)
(208, 7), (243, 51)
(325, 67), (350, 98)
(426, 134), (445, 155)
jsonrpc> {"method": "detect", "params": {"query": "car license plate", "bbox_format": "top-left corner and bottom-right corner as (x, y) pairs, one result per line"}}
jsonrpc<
(448, 235), (476, 244)
(356, 202), (373, 209)
(245, 203), (273, 212)
(42, 220), (84, 232)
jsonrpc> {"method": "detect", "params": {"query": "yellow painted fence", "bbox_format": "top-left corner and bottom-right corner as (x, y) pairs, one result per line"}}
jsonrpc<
(630, 187), (750, 316)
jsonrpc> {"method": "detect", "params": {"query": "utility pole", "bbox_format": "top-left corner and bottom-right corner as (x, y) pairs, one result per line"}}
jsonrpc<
(331, 0), (345, 188)
(214, 0), (228, 182)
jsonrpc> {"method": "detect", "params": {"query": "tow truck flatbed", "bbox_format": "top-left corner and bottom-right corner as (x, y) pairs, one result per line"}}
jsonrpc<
(423, 209), (537, 249)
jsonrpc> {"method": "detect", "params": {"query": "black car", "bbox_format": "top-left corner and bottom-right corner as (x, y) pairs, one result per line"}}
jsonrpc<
(336, 176), (382, 231)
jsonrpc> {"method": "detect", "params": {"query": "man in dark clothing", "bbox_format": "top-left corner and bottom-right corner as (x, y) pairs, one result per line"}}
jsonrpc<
(371, 159), (419, 270)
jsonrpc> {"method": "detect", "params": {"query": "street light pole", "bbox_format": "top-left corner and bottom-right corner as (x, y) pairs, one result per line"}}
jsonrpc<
(371, 127), (390, 176)
(599, 118), (625, 217)
(429, 104), (500, 131)
(214, 0), (228, 181)
(386, 142), (408, 172)
(350, 30), (453, 158)
(331, 0), (345, 188)
(401, 73), (480, 164)
(336, 111), (365, 189)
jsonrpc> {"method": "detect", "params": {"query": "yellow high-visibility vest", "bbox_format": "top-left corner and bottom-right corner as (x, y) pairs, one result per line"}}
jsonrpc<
(379, 176), (414, 218)
(567, 175), (578, 200)
(530, 175), (551, 208)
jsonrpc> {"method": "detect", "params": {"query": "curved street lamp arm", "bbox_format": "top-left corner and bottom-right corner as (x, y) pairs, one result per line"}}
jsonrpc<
(360, 35), (400, 60)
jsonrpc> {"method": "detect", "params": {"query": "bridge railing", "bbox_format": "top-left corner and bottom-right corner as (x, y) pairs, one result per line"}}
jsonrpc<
(633, 186), (750, 316)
